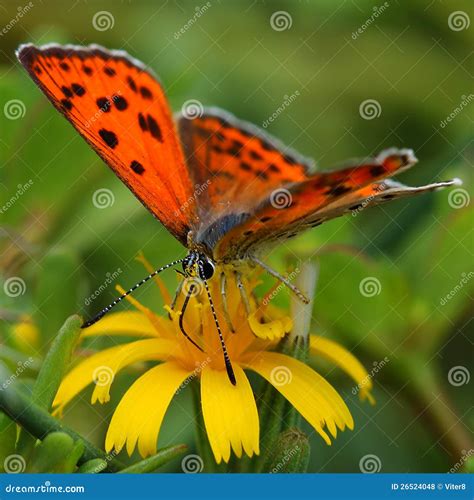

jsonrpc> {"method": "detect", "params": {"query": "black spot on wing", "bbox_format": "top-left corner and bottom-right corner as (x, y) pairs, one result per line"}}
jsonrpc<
(146, 114), (162, 142)
(60, 99), (73, 111)
(82, 65), (93, 76)
(96, 97), (111, 113)
(370, 165), (386, 177)
(99, 129), (118, 149)
(104, 66), (116, 76)
(71, 83), (85, 97)
(249, 150), (263, 161)
(130, 160), (145, 174)
(138, 112), (147, 131)
(139, 86), (153, 100)
(59, 62), (70, 71)
(61, 86), (73, 98)
(113, 95), (128, 111)
(327, 185), (352, 196)
(127, 76), (137, 93)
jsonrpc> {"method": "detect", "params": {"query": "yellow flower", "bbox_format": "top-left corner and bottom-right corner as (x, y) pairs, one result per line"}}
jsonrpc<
(52, 263), (374, 464)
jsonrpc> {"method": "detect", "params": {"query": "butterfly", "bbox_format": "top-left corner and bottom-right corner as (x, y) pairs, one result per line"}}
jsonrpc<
(17, 43), (460, 384)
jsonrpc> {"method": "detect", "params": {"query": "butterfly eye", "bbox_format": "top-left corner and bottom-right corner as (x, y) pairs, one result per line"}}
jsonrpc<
(199, 259), (215, 280)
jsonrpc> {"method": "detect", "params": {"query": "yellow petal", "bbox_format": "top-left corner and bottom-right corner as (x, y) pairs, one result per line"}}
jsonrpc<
(105, 362), (191, 458)
(310, 336), (375, 405)
(201, 365), (259, 464)
(81, 311), (159, 338)
(52, 338), (175, 412)
(242, 352), (354, 445)
(248, 312), (292, 341)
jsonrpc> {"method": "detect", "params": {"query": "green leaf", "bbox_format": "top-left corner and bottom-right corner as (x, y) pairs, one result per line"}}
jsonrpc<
(32, 314), (82, 411)
(264, 428), (310, 473)
(0, 412), (16, 468)
(16, 315), (82, 457)
(28, 432), (80, 473)
(0, 380), (124, 471)
(117, 444), (187, 473)
(77, 458), (108, 474)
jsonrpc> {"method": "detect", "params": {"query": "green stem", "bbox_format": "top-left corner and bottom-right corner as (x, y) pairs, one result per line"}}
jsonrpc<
(402, 358), (472, 458)
(0, 382), (124, 472)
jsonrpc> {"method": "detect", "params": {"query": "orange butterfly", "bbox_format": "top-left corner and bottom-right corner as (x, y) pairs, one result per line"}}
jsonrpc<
(17, 43), (459, 383)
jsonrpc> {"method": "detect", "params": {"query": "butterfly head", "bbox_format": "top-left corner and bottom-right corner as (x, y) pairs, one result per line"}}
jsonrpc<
(182, 251), (216, 281)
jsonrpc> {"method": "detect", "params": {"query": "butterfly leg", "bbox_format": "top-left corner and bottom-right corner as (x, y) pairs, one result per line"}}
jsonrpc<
(168, 279), (184, 320)
(220, 272), (236, 333)
(178, 281), (204, 353)
(235, 271), (252, 316)
(251, 256), (309, 304)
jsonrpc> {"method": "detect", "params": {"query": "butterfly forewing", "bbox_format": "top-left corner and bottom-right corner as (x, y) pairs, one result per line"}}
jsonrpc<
(177, 108), (313, 221)
(17, 43), (196, 243)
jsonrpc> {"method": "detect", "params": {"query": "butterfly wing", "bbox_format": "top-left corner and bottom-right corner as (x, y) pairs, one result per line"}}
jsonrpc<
(17, 43), (196, 244)
(176, 107), (313, 221)
(213, 148), (460, 258)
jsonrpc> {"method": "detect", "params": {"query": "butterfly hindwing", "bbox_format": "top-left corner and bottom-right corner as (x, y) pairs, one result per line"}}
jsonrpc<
(17, 43), (196, 243)
(214, 149), (459, 258)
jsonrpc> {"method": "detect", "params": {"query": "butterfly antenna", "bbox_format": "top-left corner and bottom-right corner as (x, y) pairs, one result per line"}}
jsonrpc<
(199, 263), (236, 386)
(82, 258), (185, 329)
(178, 281), (204, 352)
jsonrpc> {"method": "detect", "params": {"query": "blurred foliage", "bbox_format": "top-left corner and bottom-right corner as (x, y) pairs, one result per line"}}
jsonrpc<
(0, 0), (472, 473)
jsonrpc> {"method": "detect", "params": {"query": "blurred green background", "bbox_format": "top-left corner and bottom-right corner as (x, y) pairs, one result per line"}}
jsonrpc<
(0, 0), (472, 473)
